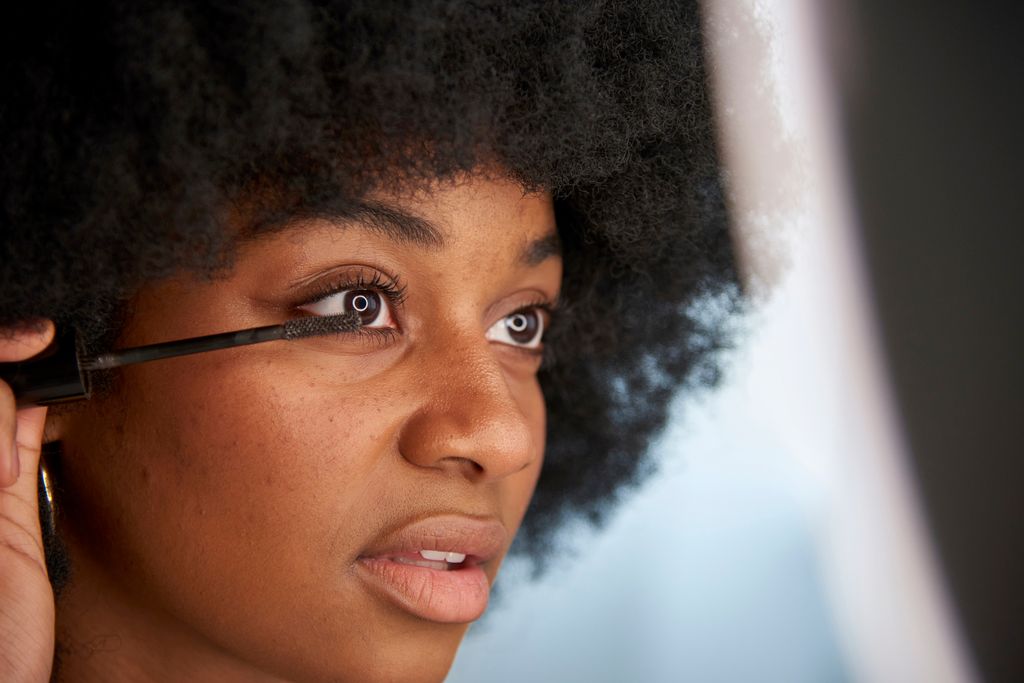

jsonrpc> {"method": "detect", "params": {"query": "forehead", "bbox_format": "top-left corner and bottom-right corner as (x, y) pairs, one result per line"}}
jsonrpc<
(242, 173), (561, 265)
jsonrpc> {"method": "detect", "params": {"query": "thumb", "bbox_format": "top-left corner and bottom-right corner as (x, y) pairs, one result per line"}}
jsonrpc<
(0, 320), (55, 363)
(0, 320), (55, 488)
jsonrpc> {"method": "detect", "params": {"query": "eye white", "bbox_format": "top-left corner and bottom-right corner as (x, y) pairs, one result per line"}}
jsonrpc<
(485, 309), (544, 349)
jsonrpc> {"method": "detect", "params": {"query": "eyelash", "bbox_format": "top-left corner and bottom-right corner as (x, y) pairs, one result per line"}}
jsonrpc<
(297, 269), (407, 344)
(295, 268), (557, 352)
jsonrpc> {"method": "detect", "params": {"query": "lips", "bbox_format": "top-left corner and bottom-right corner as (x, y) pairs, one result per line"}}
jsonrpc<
(356, 515), (508, 623)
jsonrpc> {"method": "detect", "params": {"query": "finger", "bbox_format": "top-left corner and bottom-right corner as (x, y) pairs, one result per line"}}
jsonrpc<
(0, 320), (55, 486)
(4, 405), (50, 540)
(0, 319), (56, 363)
(0, 388), (49, 563)
(0, 380), (17, 487)
(0, 385), (44, 489)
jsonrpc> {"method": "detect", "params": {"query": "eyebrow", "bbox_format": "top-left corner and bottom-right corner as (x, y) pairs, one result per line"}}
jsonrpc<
(519, 230), (562, 267)
(252, 198), (560, 266)
(348, 200), (445, 248)
(343, 201), (561, 267)
(246, 199), (445, 249)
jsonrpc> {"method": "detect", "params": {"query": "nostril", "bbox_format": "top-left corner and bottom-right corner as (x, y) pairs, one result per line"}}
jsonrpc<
(437, 456), (484, 478)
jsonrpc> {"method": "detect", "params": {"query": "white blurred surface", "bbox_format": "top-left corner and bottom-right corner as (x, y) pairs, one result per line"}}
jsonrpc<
(705, 1), (975, 681)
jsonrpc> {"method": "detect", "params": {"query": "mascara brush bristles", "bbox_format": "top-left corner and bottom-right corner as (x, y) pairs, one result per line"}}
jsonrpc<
(81, 312), (362, 371)
(283, 312), (362, 340)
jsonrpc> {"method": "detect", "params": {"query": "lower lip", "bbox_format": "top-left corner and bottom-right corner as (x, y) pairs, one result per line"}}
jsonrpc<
(356, 557), (492, 623)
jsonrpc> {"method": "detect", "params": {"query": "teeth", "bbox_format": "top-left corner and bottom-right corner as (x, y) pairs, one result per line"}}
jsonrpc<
(393, 557), (450, 570)
(419, 550), (467, 563)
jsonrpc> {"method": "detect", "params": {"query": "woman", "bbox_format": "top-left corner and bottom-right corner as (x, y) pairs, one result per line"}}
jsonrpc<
(0, 1), (739, 681)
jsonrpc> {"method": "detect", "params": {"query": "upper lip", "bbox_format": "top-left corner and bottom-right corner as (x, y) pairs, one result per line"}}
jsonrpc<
(358, 515), (509, 566)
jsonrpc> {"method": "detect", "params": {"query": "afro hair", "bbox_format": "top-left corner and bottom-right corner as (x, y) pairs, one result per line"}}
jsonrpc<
(0, 0), (742, 575)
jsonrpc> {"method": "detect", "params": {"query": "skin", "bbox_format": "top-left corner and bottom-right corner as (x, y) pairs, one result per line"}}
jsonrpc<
(3, 172), (562, 682)
(0, 320), (57, 682)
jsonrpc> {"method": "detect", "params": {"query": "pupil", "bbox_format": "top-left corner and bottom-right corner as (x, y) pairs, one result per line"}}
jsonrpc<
(345, 290), (380, 324)
(507, 311), (539, 343)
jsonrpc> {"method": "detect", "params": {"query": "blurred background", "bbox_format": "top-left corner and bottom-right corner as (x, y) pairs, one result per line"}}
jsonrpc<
(448, 1), (1021, 681)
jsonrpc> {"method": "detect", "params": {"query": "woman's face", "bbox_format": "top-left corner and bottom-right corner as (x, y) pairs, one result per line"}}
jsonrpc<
(53, 173), (561, 682)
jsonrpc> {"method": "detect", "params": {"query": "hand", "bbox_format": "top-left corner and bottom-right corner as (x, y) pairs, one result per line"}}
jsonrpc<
(0, 320), (57, 682)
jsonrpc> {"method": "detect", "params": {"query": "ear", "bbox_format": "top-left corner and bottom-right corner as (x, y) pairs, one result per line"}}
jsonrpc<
(42, 403), (73, 444)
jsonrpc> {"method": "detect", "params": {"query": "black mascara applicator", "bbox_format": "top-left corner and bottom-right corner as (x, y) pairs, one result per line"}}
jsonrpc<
(0, 312), (362, 407)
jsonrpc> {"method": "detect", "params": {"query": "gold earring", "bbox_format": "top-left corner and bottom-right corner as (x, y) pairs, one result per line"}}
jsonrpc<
(37, 441), (72, 593)
(38, 441), (59, 539)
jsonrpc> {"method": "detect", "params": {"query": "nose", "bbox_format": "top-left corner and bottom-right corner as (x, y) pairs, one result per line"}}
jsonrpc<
(397, 338), (539, 484)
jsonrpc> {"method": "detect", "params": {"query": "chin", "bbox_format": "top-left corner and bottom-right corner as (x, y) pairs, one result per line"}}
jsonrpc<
(267, 621), (470, 683)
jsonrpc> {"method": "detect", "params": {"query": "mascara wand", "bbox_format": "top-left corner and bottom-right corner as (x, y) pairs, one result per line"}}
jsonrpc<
(1, 312), (362, 407)
(82, 313), (362, 370)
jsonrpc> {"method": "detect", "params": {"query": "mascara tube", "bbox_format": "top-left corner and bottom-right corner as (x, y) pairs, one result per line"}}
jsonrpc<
(0, 329), (90, 407)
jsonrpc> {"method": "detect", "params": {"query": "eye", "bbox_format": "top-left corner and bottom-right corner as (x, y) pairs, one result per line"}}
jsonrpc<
(485, 307), (546, 350)
(299, 289), (396, 329)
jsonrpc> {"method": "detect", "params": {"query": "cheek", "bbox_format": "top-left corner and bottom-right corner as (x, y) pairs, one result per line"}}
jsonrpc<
(521, 381), (548, 505)
(140, 363), (387, 547)
(65, 357), (396, 614)
(487, 369), (547, 534)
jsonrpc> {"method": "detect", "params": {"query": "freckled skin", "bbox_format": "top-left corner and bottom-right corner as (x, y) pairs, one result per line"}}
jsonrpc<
(48, 174), (562, 683)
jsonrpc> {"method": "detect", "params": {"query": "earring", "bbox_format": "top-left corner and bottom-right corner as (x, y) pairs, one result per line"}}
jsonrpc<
(37, 440), (72, 593)
(38, 441), (60, 541)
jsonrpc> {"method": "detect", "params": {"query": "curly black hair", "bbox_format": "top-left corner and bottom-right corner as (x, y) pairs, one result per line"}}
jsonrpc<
(1, 0), (740, 577)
